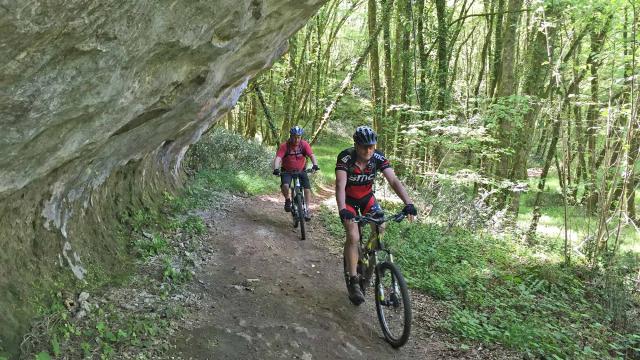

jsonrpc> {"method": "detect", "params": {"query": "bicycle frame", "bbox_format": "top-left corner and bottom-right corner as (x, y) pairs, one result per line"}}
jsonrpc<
(354, 212), (405, 286)
(346, 211), (412, 348)
(283, 171), (309, 218)
(290, 177), (304, 213)
(282, 169), (313, 240)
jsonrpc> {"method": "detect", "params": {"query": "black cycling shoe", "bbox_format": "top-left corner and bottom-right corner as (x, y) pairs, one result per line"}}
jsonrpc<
(348, 276), (365, 305)
(284, 199), (292, 212)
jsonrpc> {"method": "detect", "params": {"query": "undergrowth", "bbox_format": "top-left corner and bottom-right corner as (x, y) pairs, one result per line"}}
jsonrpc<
(19, 198), (205, 359)
(18, 128), (274, 359)
(319, 201), (640, 359)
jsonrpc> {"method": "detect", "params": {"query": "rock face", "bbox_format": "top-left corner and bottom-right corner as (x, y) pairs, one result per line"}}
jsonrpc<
(0, 0), (324, 352)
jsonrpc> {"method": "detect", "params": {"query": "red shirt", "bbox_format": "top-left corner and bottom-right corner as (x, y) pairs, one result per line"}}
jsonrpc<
(276, 140), (313, 171)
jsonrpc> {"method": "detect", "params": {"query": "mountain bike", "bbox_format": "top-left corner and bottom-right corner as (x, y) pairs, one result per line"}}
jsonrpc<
(343, 211), (412, 348)
(283, 169), (314, 240)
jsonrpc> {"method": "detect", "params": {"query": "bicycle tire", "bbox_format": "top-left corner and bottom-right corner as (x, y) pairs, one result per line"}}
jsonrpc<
(296, 193), (306, 240)
(374, 261), (412, 348)
(292, 206), (299, 228)
(290, 187), (298, 228)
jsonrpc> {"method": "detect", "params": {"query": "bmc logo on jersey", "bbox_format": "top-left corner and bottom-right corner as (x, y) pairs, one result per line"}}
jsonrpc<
(341, 154), (352, 163)
(373, 152), (385, 161)
(348, 174), (376, 183)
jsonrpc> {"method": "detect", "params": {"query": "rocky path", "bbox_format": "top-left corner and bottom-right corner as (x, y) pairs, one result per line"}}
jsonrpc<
(167, 192), (517, 360)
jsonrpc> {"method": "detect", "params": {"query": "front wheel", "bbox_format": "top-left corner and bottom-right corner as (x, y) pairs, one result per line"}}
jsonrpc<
(374, 261), (412, 348)
(296, 193), (306, 240)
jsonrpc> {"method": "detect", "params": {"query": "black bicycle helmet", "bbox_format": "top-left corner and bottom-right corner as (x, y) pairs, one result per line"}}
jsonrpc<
(353, 126), (377, 145)
(290, 125), (304, 136)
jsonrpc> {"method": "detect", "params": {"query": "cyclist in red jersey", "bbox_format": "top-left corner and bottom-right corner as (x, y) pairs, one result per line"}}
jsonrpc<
(335, 126), (417, 305)
(273, 126), (319, 220)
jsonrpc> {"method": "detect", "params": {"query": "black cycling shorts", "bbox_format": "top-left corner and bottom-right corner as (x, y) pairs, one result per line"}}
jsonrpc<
(281, 172), (311, 189)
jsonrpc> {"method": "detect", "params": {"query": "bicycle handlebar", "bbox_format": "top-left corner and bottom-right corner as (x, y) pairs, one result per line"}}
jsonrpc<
(353, 211), (406, 225)
(281, 168), (316, 175)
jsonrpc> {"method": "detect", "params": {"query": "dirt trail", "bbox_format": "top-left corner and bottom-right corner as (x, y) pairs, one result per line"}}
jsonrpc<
(168, 192), (515, 360)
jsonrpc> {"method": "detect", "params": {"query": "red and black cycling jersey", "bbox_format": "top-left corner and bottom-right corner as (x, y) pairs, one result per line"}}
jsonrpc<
(335, 147), (391, 199)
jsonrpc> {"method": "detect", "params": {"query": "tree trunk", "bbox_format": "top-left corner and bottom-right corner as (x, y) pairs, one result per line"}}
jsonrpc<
(528, 49), (587, 239)
(398, 0), (412, 156)
(511, 4), (567, 215)
(473, 0), (495, 111)
(488, 0), (505, 100)
(416, 0), (428, 110)
(246, 94), (257, 139)
(368, 0), (382, 134)
(494, 0), (523, 186)
(585, 20), (611, 210)
(381, 0), (394, 151)
(254, 83), (279, 143)
(435, 0), (449, 111)
(280, 36), (299, 140)
(495, 0), (523, 98)
(310, 0), (395, 145)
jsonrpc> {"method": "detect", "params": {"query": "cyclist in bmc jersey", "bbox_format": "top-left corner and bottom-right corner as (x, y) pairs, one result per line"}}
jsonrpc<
(335, 126), (417, 305)
(273, 126), (319, 220)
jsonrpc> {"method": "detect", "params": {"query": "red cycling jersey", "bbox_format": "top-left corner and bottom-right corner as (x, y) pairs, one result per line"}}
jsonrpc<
(335, 147), (391, 199)
(276, 140), (313, 171)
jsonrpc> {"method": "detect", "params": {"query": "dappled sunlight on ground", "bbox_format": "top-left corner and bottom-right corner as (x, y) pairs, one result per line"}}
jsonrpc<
(259, 194), (282, 205)
(535, 223), (580, 242)
(621, 241), (640, 253)
(518, 211), (640, 257)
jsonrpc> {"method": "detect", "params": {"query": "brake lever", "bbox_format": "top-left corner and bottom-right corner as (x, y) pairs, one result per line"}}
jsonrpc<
(393, 213), (406, 222)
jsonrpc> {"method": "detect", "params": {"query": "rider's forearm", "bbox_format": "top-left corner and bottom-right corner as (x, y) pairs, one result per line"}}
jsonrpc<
(310, 154), (318, 166)
(336, 189), (346, 210)
(389, 177), (413, 205)
(335, 179), (347, 210)
(273, 157), (282, 170)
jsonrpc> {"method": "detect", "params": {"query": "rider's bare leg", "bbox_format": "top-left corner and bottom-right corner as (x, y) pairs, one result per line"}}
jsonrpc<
(281, 184), (290, 200)
(343, 221), (360, 276)
(303, 188), (312, 207)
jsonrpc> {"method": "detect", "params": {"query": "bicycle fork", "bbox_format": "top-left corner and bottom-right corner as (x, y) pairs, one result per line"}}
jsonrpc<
(375, 250), (401, 307)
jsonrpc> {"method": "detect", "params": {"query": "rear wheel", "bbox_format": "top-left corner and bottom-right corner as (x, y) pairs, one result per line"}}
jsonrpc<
(296, 193), (306, 240)
(374, 261), (411, 348)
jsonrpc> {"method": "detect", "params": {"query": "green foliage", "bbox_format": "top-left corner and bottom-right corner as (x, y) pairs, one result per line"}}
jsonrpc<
(310, 134), (352, 186)
(168, 215), (206, 236)
(37, 304), (172, 359)
(181, 215), (206, 235)
(162, 257), (192, 285)
(360, 218), (639, 358)
(25, 246), (181, 358)
(318, 206), (345, 238)
(186, 127), (273, 173)
(22, 133), (229, 358)
(173, 128), (281, 210)
(191, 169), (277, 196)
(132, 234), (168, 258)
(484, 96), (530, 131)
(127, 208), (159, 233)
(35, 352), (51, 360)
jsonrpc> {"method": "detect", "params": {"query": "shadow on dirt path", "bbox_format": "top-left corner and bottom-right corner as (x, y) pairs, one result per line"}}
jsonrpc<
(168, 193), (518, 360)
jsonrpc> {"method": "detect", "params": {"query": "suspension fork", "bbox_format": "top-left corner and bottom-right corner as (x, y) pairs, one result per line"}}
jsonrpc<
(374, 224), (394, 263)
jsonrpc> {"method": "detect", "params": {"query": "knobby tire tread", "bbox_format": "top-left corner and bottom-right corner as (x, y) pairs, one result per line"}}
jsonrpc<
(296, 193), (306, 240)
(374, 261), (412, 348)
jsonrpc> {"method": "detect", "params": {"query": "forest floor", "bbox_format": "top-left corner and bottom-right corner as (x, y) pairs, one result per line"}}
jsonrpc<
(165, 188), (519, 360)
